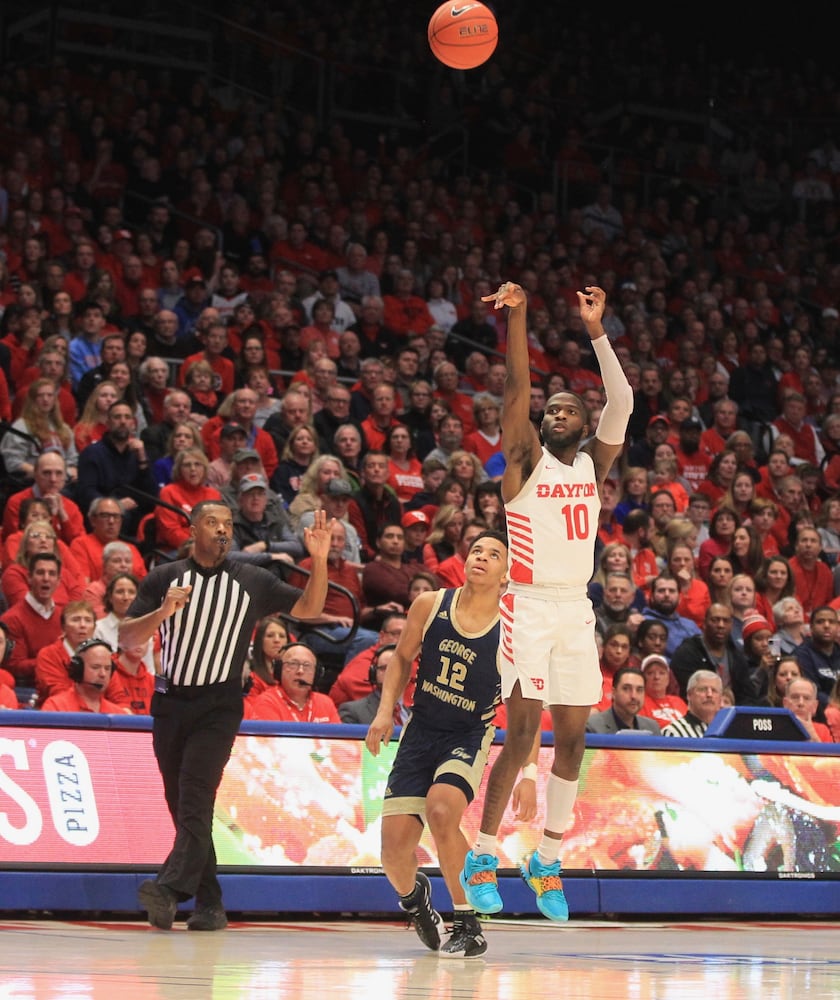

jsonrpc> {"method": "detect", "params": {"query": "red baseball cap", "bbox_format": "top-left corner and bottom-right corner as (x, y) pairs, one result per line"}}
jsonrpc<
(402, 510), (430, 530)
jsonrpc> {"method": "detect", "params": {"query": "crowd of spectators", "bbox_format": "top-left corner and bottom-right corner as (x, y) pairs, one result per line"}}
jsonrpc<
(1, 17), (840, 736)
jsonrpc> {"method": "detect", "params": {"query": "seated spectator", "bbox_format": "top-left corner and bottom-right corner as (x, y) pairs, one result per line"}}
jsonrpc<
(347, 450), (402, 562)
(151, 420), (206, 491)
(73, 379), (120, 452)
(244, 615), (289, 705)
(586, 666), (661, 734)
(594, 623), (634, 709)
(271, 424), (320, 507)
(94, 572), (156, 677)
(436, 520), (487, 589)
(421, 503), (465, 575)
(244, 364), (283, 428)
(82, 540), (135, 618)
(178, 320), (235, 397)
(2, 378), (79, 482)
(69, 496), (147, 584)
(824, 672), (840, 741)
(671, 602), (759, 704)
(182, 358), (220, 422)
(462, 393), (503, 469)
(75, 400), (159, 538)
(287, 454), (347, 532)
(202, 387), (279, 479)
(633, 617), (670, 668)
(2, 496), (62, 570)
(705, 555), (735, 608)
(401, 509), (431, 564)
(588, 542), (647, 615)
(789, 525), (834, 619)
(614, 466), (651, 526)
(473, 480), (506, 532)
(762, 655), (803, 709)
(361, 522), (427, 628)
(771, 596), (808, 656)
(640, 653), (687, 728)
(328, 613), (408, 709)
(667, 540), (711, 628)
(795, 605), (840, 715)
(0, 552), (64, 687)
(641, 573), (702, 658)
(41, 637), (125, 714)
(107, 636), (156, 715)
(247, 642), (340, 723)
(661, 669), (724, 737)
(339, 643), (399, 724)
(739, 611), (778, 703)
(593, 572), (645, 637)
(206, 421), (249, 490)
(696, 505), (739, 581)
(402, 456), (447, 513)
(296, 477), (363, 566)
(360, 384), (401, 453)
(1, 520), (85, 610)
(231, 471), (304, 563)
(155, 448), (222, 553)
(34, 599), (97, 705)
(783, 676), (833, 742)
(2, 450), (84, 547)
(0, 622), (19, 708)
(330, 422), (365, 488)
(754, 554), (795, 626)
(385, 423), (424, 507)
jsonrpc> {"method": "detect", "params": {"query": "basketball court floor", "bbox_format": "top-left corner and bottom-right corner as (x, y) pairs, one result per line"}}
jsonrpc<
(2, 916), (839, 999)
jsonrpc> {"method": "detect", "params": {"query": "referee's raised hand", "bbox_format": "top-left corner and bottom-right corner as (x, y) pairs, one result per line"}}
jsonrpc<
(301, 508), (335, 561)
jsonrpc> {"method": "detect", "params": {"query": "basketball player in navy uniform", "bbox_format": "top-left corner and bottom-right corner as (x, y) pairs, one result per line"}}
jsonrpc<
(366, 529), (536, 959)
(461, 282), (633, 921)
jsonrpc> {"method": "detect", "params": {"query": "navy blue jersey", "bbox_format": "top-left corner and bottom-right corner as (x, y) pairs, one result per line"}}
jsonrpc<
(410, 587), (500, 732)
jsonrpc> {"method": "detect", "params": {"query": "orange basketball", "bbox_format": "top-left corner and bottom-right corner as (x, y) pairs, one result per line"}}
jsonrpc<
(427, 2), (498, 70)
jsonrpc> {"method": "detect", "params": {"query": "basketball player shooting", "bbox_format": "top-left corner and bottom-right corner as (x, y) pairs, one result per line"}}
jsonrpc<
(461, 282), (634, 921)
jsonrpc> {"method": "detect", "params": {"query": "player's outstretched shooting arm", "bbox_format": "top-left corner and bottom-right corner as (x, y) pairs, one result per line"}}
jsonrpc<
(576, 286), (634, 484)
(482, 282), (540, 500)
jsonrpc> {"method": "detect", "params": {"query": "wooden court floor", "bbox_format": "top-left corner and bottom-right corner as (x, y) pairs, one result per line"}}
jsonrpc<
(2, 916), (840, 999)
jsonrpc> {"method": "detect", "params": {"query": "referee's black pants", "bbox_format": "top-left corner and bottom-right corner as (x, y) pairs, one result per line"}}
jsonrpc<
(150, 681), (243, 908)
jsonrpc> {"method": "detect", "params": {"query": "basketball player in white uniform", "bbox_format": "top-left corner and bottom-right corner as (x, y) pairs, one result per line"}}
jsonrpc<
(461, 282), (633, 921)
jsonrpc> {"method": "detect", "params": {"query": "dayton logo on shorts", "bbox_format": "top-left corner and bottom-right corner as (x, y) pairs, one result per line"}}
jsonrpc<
(531, 677), (545, 691)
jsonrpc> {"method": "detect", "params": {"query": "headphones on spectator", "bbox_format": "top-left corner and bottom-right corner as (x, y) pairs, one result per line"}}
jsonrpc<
(68, 638), (115, 682)
(0, 621), (15, 664)
(271, 643), (324, 685)
(368, 644), (397, 686)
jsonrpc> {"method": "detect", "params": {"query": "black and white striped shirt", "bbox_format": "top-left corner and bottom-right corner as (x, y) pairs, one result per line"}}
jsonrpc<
(661, 712), (707, 738)
(127, 558), (302, 687)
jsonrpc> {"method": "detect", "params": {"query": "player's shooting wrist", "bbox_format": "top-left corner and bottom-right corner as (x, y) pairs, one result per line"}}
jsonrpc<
(521, 763), (538, 781)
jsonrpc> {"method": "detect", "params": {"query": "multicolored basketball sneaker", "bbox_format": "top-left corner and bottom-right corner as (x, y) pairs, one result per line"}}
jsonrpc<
(520, 850), (569, 921)
(460, 850), (503, 914)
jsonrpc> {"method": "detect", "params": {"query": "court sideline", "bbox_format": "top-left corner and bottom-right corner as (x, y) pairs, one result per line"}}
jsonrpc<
(2, 916), (839, 999)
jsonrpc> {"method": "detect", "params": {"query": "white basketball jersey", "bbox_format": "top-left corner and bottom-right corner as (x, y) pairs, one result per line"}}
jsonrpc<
(505, 447), (600, 589)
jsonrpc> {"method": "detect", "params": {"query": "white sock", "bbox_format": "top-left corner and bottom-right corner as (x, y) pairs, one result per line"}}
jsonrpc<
(474, 832), (498, 857)
(537, 774), (578, 865)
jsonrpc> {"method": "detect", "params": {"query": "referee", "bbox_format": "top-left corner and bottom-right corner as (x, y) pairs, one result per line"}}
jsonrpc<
(121, 500), (333, 931)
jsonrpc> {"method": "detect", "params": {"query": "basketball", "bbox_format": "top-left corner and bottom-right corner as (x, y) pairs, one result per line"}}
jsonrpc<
(427, 2), (498, 71)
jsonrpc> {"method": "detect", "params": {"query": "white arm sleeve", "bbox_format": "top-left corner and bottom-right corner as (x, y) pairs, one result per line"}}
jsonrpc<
(591, 335), (634, 446)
